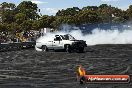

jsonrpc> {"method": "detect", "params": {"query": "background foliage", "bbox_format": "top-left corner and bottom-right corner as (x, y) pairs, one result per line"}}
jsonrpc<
(0, 1), (132, 32)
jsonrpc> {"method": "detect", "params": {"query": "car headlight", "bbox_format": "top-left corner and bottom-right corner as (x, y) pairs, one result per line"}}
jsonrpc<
(72, 42), (77, 45)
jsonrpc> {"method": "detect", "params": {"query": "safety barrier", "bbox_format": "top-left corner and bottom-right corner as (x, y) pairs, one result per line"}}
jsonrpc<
(0, 42), (35, 52)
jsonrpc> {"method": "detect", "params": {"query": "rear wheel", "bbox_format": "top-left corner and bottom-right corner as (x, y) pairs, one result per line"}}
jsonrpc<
(42, 45), (48, 52)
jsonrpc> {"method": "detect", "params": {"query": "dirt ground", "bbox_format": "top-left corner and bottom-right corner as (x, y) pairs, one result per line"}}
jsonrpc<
(0, 44), (132, 88)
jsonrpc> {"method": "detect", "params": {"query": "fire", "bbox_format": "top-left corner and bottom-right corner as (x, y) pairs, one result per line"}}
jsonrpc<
(78, 65), (86, 76)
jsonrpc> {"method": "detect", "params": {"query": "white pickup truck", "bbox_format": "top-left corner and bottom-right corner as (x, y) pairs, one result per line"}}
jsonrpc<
(35, 34), (87, 52)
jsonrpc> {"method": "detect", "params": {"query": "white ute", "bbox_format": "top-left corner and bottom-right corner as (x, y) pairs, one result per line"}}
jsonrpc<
(35, 34), (87, 52)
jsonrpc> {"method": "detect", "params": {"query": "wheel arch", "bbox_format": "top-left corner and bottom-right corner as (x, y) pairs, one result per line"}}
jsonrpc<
(64, 44), (71, 49)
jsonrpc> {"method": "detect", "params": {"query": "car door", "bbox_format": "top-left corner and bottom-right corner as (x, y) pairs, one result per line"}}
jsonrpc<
(46, 40), (53, 49)
(53, 35), (63, 49)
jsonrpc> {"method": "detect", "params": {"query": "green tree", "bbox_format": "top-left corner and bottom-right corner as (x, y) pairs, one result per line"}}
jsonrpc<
(126, 5), (132, 20)
(77, 10), (99, 24)
(38, 15), (55, 28)
(17, 1), (39, 20)
(0, 23), (7, 32)
(6, 22), (20, 32)
(15, 13), (26, 24)
(112, 8), (127, 23)
(99, 4), (109, 9)
(32, 20), (40, 30)
(50, 16), (64, 28)
(98, 4), (113, 23)
(1, 2), (16, 23)
(1, 2), (16, 10)
(82, 6), (98, 11)
(20, 20), (34, 31)
(56, 7), (80, 16)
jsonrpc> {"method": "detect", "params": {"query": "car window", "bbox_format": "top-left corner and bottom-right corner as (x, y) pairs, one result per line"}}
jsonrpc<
(54, 36), (62, 41)
(60, 34), (75, 40)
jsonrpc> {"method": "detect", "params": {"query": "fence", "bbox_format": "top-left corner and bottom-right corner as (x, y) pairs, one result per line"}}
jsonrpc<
(0, 42), (35, 52)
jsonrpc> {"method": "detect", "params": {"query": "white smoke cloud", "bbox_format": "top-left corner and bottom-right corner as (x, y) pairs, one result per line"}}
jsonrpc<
(36, 28), (132, 46)
(69, 29), (132, 45)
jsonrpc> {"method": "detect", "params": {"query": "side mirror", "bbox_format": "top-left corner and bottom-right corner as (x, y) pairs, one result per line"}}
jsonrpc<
(54, 38), (56, 41)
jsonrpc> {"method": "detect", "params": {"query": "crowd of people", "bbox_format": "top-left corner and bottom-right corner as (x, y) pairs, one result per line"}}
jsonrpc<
(0, 31), (39, 44)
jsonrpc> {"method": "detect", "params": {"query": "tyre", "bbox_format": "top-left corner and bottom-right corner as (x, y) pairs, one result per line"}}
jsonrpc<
(65, 45), (71, 53)
(41, 45), (48, 52)
(78, 47), (84, 53)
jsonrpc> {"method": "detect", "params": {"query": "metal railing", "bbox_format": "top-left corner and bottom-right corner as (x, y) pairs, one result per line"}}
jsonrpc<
(0, 42), (35, 52)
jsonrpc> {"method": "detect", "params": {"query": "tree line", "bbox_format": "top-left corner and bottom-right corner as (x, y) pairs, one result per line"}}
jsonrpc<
(0, 1), (132, 33)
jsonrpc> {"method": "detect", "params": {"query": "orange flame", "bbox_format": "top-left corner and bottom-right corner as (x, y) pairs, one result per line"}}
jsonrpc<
(78, 65), (86, 76)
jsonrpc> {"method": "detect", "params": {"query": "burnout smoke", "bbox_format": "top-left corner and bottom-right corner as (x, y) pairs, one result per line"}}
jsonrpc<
(36, 28), (132, 46)
(70, 29), (132, 45)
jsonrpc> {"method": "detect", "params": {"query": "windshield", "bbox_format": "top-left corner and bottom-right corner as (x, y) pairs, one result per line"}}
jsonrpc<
(60, 34), (76, 40)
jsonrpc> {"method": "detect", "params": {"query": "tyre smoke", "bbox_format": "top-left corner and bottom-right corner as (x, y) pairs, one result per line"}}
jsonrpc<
(37, 27), (132, 45)
(69, 29), (132, 45)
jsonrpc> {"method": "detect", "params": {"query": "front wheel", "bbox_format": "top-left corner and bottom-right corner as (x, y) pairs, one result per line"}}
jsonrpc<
(41, 45), (48, 52)
(65, 45), (71, 53)
(78, 47), (84, 53)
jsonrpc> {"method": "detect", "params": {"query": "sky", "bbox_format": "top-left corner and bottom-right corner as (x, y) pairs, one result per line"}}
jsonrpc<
(0, 0), (132, 15)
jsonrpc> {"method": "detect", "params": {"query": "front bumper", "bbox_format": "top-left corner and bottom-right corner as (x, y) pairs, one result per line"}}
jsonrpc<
(71, 42), (87, 49)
